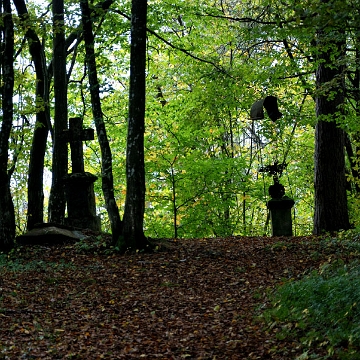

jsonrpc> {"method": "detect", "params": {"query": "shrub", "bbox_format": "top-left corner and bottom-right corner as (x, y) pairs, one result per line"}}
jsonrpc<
(264, 259), (360, 359)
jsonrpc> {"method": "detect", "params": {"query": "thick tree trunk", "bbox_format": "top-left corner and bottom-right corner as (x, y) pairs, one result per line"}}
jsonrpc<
(121, 0), (151, 251)
(314, 122), (349, 233)
(0, 176), (15, 251)
(313, 14), (350, 234)
(80, 0), (122, 242)
(48, 0), (68, 224)
(0, 0), (15, 251)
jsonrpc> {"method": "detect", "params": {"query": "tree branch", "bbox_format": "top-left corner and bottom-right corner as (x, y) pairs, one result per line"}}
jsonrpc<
(111, 9), (229, 75)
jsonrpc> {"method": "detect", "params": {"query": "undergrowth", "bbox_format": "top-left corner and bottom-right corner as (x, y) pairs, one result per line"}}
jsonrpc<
(0, 249), (76, 272)
(264, 232), (360, 359)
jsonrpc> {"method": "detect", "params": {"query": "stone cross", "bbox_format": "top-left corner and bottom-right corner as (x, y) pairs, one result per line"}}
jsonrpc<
(64, 117), (94, 173)
(62, 117), (100, 231)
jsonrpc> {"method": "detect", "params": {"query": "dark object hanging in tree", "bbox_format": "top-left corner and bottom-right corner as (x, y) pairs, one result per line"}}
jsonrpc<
(263, 96), (282, 122)
(250, 95), (283, 122)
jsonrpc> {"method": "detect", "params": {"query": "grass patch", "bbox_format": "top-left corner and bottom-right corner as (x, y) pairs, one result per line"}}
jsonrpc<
(264, 258), (360, 359)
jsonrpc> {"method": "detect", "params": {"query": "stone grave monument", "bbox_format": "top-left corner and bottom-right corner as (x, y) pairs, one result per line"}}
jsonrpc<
(16, 117), (101, 245)
(250, 94), (294, 236)
(63, 117), (101, 231)
(260, 162), (295, 236)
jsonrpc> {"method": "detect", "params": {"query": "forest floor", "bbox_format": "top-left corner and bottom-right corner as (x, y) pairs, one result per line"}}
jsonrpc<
(0, 235), (354, 359)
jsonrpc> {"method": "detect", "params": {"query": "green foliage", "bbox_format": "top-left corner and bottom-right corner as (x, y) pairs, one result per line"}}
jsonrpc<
(264, 255), (360, 358)
(0, 251), (75, 272)
(143, 55), (315, 237)
(8, 0), (360, 239)
(73, 234), (110, 253)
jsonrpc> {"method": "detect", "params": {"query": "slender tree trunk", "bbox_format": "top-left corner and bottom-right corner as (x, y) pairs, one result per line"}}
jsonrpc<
(170, 168), (178, 238)
(25, 26), (50, 229)
(27, 107), (49, 229)
(121, 0), (151, 251)
(80, 0), (122, 241)
(346, 35), (360, 194)
(313, 10), (350, 234)
(0, 0), (15, 251)
(13, 0), (51, 229)
(48, 0), (68, 224)
(345, 134), (360, 193)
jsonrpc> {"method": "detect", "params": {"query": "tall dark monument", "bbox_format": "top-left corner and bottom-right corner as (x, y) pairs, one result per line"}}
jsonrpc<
(260, 162), (294, 237)
(63, 117), (101, 231)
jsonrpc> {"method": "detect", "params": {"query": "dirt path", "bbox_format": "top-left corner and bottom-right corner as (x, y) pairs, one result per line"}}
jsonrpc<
(0, 236), (331, 359)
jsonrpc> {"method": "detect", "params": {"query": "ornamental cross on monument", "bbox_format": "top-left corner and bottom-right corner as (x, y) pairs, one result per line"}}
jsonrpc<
(63, 117), (101, 231)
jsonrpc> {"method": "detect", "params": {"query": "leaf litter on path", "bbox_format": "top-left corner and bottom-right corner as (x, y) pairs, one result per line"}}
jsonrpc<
(0, 236), (345, 359)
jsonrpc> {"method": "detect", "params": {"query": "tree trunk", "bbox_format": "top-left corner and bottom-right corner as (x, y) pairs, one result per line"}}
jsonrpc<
(48, 0), (68, 224)
(80, 0), (123, 242)
(0, 0), (15, 251)
(313, 11), (350, 234)
(27, 110), (49, 229)
(345, 34), (360, 194)
(314, 122), (349, 233)
(121, 0), (151, 251)
(13, 0), (52, 229)
(25, 20), (50, 230)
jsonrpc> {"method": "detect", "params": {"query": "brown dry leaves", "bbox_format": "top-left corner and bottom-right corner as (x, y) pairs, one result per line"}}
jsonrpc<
(0, 236), (330, 359)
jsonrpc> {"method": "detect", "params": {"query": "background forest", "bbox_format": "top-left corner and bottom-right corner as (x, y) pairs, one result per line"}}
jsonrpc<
(1, 0), (359, 247)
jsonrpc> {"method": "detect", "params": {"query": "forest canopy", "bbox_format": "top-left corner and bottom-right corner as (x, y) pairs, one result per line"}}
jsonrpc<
(0, 0), (359, 250)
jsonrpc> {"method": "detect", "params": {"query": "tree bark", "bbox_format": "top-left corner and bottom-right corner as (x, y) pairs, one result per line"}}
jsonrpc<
(27, 106), (49, 229)
(121, 0), (151, 251)
(314, 122), (349, 233)
(48, 0), (68, 224)
(0, 0), (15, 251)
(313, 8), (350, 234)
(80, 0), (122, 241)
(13, 0), (52, 229)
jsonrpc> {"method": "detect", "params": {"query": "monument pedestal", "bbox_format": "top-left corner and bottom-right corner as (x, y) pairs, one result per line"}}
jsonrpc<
(267, 196), (295, 236)
(63, 172), (101, 231)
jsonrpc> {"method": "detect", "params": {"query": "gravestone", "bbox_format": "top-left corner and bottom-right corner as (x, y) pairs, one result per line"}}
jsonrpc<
(259, 162), (295, 237)
(267, 179), (295, 236)
(63, 117), (101, 231)
(251, 98), (293, 236)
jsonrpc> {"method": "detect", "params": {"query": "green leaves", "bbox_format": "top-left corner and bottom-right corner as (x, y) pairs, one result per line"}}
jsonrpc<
(266, 254), (360, 358)
(11, 0), (358, 237)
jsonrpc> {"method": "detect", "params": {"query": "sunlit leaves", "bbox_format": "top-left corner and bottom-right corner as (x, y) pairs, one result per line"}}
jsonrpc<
(10, 0), (355, 236)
